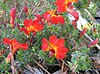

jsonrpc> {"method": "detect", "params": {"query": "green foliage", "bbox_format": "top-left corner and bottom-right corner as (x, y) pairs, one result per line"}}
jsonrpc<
(68, 46), (91, 72)
(0, 0), (100, 73)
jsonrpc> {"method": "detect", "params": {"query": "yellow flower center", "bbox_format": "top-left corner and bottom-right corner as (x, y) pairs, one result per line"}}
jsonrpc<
(50, 43), (57, 52)
(49, 10), (56, 17)
(27, 26), (34, 31)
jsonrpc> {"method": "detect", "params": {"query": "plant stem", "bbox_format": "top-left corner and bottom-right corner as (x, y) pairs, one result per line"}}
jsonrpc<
(84, 33), (100, 50)
(61, 60), (70, 68)
(10, 45), (15, 74)
(31, 0), (43, 14)
(33, 59), (51, 74)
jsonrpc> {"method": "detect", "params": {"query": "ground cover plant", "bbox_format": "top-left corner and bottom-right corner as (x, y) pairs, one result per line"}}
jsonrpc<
(0, 0), (100, 74)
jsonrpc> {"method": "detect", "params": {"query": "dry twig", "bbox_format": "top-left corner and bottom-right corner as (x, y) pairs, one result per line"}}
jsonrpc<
(31, 0), (43, 14)
(33, 59), (51, 74)
(84, 33), (100, 50)
(10, 45), (16, 74)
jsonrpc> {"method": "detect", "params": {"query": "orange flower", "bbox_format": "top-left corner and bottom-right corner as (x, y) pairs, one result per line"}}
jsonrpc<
(10, 8), (16, 28)
(21, 18), (44, 35)
(3, 38), (29, 62)
(42, 35), (68, 60)
(3, 38), (29, 55)
(55, 0), (78, 12)
(42, 10), (65, 25)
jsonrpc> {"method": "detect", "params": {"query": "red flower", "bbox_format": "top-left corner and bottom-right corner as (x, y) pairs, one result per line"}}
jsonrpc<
(67, 9), (79, 29)
(20, 18), (44, 35)
(88, 38), (98, 48)
(10, 8), (16, 28)
(3, 38), (29, 63)
(3, 38), (29, 55)
(42, 35), (68, 60)
(55, 0), (78, 12)
(42, 10), (65, 25)
(80, 28), (87, 37)
(23, 6), (29, 15)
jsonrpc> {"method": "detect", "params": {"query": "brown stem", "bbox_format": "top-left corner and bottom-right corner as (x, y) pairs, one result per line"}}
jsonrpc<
(87, 0), (91, 6)
(33, 59), (51, 74)
(61, 60), (64, 72)
(18, 9), (23, 19)
(14, 0), (17, 8)
(61, 60), (70, 68)
(84, 33), (100, 50)
(84, 9), (96, 22)
(31, 0), (43, 14)
(10, 45), (15, 74)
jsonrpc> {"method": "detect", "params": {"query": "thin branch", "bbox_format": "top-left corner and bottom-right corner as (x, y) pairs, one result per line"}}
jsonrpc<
(31, 0), (43, 14)
(84, 9), (97, 23)
(84, 33), (100, 50)
(24, 66), (35, 74)
(61, 60), (70, 68)
(33, 59), (51, 74)
(26, 64), (34, 73)
(61, 60), (64, 72)
(10, 45), (16, 74)
(18, 9), (23, 19)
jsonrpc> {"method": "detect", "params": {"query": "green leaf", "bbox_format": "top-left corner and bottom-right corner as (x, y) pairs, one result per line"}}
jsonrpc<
(0, 2), (9, 13)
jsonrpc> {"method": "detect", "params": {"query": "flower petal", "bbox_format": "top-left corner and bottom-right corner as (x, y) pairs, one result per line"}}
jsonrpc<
(3, 38), (11, 44)
(51, 16), (59, 24)
(80, 28), (87, 37)
(69, 11), (79, 20)
(56, 46), (68, 53)
(49, 35), (58, 45)
(20, 43), (29, 50)
(54, 38), (65, 47)
(24, 19), (33, 27)
(42, 43), (49, 51)
(58, 15), (65, 24)
(21, 27), (30, 35)
(55, 46), (68, 60)
(42, 38), (49, 51)
(88, 38), (98, 48)
(10, 8), (16, 18)
(55, 53), (66, 60)
(23, 6), (29, 14)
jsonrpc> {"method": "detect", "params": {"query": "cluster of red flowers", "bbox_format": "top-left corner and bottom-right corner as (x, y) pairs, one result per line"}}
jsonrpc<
(5, 0), (99, 62)
(20, 18), (44, 35)
(8, 0), (80, 60)
(42, 35), (68, 60)
(42, 10), (65, 25)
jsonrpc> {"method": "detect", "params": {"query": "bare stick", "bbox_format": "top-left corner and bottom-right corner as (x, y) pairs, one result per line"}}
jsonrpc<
(84, 33), (100, 50)
(31, 0), (43, 14)
(84, 9), (95, 21)
(61, 60), (64, 72)
(26, 64), (34, 73)
(61, 60), (70, 68)
(10, 45), (15, 74)
(33, 59), (51, 74)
